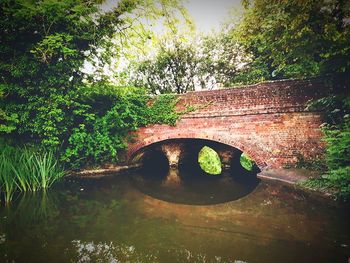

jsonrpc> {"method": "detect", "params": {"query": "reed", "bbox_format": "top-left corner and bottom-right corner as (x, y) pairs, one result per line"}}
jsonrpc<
(32, 150), (65, 189)
(0, 153), (17, 205)
(0, 145), (65, 204)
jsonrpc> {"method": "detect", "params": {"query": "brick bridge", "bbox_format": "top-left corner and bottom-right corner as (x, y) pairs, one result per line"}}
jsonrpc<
(127, 79), (328, 171)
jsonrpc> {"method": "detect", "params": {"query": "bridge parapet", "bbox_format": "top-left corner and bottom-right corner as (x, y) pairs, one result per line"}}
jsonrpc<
(176, 79), (328, 118)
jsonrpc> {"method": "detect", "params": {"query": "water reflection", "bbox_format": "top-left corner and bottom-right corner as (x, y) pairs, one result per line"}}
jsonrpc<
(71, 240), (156, 263)
(1, 192), (60, 233)
(132, 168), (260, 205)
(161, 168), (182, 187)
(0, 173), (349, 263)
(70, 240), (247, 263)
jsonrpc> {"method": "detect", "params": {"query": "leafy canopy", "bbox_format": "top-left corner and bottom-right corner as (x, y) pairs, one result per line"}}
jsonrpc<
(233, 0), (350, 80)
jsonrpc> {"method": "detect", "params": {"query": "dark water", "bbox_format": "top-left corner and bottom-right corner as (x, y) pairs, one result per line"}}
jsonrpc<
(0, 169), (349, 263)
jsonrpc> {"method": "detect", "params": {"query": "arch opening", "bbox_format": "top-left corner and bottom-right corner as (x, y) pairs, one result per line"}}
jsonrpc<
(139, 148), (169, 178)
(130, 138), (262, 177)
(129, 138), (261, 205)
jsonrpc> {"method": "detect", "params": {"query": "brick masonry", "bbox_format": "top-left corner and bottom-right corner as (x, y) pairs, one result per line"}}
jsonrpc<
(127, 79), (330, 169)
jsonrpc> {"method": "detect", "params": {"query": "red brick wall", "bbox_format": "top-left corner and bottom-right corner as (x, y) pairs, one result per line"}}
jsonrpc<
(128, 79), (329, 169)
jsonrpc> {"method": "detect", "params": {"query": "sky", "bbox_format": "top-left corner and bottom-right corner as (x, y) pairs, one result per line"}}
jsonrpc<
(183, 0), (242, 33)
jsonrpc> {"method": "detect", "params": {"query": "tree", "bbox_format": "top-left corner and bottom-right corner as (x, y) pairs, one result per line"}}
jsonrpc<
(131, 38), (203, 94)
(201, 32), (251, 87)
(232, 0), (350, 81)
(0, 0), (141, 144)
(131, 31), (251, 93)
(0, 0), (187, 167)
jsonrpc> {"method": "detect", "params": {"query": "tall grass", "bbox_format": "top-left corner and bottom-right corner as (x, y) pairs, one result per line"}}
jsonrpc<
(0, 145), (65, 205)
(0, 154), (17, 205)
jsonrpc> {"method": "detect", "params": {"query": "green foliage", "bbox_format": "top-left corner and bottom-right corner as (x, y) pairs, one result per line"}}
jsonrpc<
(147, 94), (181, 125)
(201, 32), (253, 87)
(240, 153), (254, 171)
(293, 154), (327, 171)
(323, 121), (350, 171)
(303, 166), (350, 200)
(0, 0), (139, 145)
(0, 152), (17, 205)
(0, 144), (65, 204)
(131, 32), (251, 92)
(229, 60), (270, 85)
(0, 0), (186, 169)
(231, 0), (350, 82)
(307, 95), (350, 125)
(326, 167), (350, 198)
(303, 95), (350, 200)
(60, 89), (181, 168)
(198, 146), (222, 175)
(0, 86), (18, 134)
(131, 0), (350, 87)
(61, 87), (146, 168)
(132, 40), (201, 94)
(30, 33), (78, 64)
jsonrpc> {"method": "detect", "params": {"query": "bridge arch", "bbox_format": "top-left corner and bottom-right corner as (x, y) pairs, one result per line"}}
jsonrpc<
(128, 130), (268, 170)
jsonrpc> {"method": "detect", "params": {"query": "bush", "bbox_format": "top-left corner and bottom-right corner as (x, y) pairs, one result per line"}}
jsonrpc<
(303, 95), (350, 200)
(60, 90), (181, 168)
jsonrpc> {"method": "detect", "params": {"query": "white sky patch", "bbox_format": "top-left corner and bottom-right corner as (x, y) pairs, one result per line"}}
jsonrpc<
(184, 0), (241, 33)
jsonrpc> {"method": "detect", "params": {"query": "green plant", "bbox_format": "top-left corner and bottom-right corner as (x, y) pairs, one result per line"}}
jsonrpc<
(0, 144), (65, 204)
(293, 154), (327, 171)
(231, 0), (350, 83)
(0, 153), (17, 204)
(60, 91), (183, 168)
(132, 39), (203, 94)
(302, 95), (350, 200)
(147, 94), (181, 125)
(0, 0), (188, 170)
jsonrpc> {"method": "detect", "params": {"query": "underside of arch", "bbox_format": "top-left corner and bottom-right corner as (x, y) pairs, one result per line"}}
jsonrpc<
(128, 132), (267, 170)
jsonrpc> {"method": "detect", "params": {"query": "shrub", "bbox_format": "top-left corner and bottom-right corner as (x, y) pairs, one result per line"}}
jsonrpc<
(303, 95), (350, 200)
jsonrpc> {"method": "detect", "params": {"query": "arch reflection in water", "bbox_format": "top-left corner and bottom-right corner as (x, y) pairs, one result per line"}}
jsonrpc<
(131, 167), (260, 205)
(131, 138), (261, 205)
